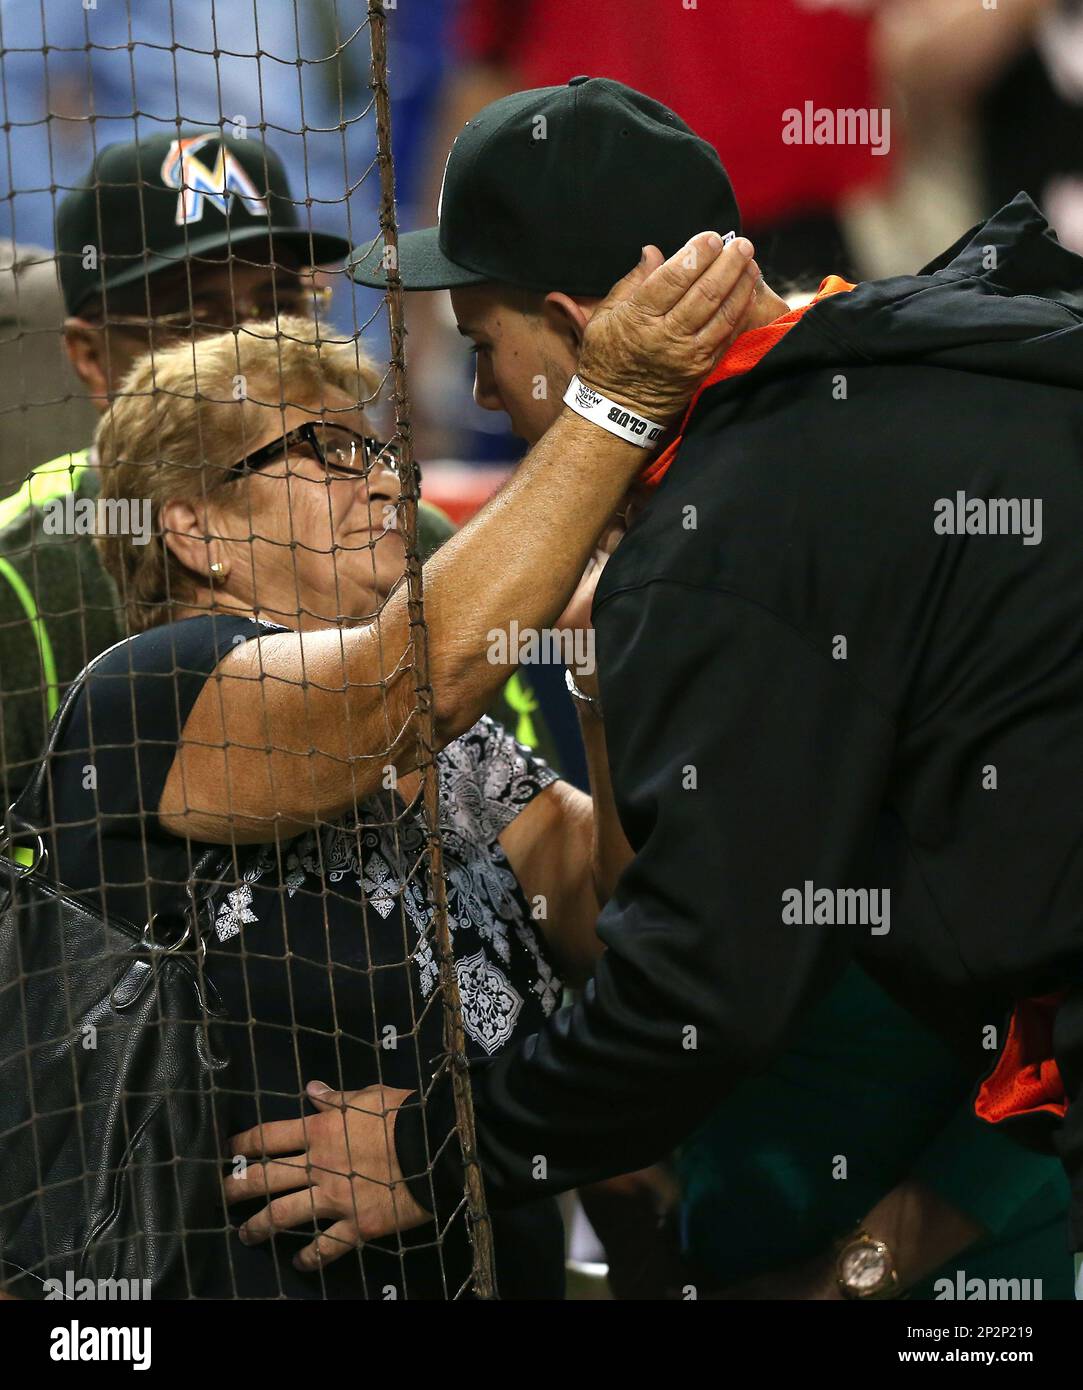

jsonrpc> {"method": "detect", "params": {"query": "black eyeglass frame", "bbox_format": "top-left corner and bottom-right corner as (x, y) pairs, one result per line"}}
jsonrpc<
(228, 420), (402, 480)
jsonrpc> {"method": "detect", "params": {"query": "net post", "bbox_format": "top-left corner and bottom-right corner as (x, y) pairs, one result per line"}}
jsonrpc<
(366, 0), (498, 1301)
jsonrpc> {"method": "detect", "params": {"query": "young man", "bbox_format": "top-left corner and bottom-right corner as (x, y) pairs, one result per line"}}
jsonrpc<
(255, 77), (1083, 1294)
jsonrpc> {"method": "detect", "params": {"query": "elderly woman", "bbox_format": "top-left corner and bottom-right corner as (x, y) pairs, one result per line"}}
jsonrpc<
(33, 314), (624, 1300)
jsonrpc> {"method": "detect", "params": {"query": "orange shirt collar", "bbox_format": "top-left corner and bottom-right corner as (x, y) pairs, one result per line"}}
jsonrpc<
(640, 275), (856, 489)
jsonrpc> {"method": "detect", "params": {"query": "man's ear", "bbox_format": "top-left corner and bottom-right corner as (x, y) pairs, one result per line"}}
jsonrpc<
(63, 319), (112, 402)
(160, 497), (216, 578)
(542, 292), (599, 349)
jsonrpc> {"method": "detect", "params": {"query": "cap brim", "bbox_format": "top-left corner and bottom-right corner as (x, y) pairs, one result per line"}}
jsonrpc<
(86, 224), (352, 305)
(347, 226), (489, 290)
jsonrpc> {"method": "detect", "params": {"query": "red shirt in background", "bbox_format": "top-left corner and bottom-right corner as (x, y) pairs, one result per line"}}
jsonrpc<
(457, 0), (891, 228)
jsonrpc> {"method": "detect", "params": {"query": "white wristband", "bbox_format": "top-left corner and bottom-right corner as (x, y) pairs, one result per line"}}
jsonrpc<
(562, 375), (665, 449)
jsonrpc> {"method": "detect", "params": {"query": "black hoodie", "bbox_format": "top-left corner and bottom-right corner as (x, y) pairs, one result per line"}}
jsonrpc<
(397, 195), (1083, 1249)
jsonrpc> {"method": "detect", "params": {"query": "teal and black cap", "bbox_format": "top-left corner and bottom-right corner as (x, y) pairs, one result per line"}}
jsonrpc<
(348, 76), (741, 296)
(56, 131), (351, 315)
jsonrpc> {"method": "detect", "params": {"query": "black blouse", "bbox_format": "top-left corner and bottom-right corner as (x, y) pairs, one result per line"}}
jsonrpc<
(46, 613), (566, 1299)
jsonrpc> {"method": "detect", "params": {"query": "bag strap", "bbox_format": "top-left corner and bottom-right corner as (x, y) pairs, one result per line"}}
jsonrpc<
(3, 631), (240, 948)
(6, 634), (138, 838)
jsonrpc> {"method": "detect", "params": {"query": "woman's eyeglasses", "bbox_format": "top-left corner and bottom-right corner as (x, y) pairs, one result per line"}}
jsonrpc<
(229, 421), (402, 481)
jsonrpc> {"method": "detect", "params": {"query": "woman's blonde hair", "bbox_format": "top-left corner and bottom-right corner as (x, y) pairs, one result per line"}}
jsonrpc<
(94, 315), (383, 632)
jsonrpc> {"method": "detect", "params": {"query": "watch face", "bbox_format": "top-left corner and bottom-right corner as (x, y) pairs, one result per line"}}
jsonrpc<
(840, 1242), (889, 1294)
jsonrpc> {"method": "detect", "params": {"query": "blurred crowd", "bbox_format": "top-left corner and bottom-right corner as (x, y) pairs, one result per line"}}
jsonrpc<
(3, 0), (1082, 487)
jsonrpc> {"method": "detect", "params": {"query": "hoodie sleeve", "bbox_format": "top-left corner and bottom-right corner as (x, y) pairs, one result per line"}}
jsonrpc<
(397, 579), (898, 1212)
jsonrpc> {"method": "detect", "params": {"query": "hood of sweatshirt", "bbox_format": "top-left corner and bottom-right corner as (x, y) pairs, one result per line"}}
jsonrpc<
(709, 193), (1083, 399)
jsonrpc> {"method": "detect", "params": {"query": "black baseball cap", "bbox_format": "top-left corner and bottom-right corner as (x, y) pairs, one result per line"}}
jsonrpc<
(56, 130), (351, 315)
(348, 76), (741, 296)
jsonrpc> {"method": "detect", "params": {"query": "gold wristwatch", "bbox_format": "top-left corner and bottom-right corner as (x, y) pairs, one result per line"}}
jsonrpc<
(834, 1229), (901, 1300)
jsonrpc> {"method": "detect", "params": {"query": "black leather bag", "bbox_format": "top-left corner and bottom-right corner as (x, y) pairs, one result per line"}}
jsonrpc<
(0, 651), (232, 1299)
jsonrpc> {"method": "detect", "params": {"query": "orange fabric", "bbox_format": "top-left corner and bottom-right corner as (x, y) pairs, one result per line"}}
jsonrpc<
(975, 993), (1068, 1124)
(640, 275), (856, 490)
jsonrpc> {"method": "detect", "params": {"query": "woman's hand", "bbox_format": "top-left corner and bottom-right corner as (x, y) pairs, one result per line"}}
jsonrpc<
(577, 233), (758, 423)
(224, 1081), (428, 1272)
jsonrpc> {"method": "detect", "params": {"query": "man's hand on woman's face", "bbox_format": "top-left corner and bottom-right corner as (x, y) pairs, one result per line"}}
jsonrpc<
(224, 1082), (427, 1270)
(577, 232), (760, 426)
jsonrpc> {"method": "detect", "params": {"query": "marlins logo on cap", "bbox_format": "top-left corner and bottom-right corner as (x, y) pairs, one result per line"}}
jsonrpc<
(160, 136), (269, 226)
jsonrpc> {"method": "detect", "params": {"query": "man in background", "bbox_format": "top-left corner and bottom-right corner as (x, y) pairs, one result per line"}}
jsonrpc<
(0, 242), (95, 495)
(0, 131), (351, 803)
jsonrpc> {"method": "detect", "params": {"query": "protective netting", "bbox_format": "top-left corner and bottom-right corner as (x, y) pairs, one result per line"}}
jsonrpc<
(0, 0), (496, 1300)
